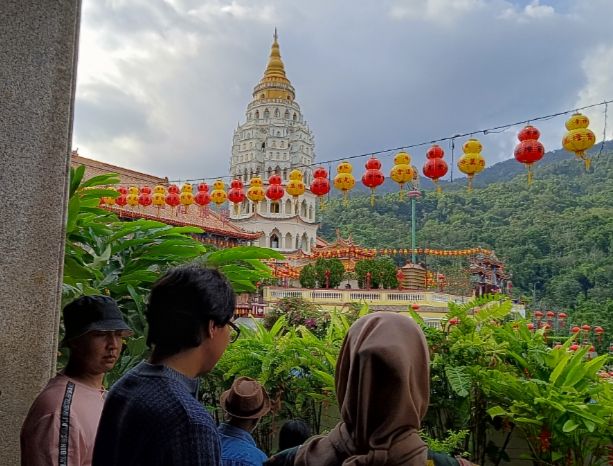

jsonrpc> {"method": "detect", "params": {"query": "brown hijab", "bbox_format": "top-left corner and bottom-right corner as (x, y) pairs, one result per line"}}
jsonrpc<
(295, 312), (430, 466)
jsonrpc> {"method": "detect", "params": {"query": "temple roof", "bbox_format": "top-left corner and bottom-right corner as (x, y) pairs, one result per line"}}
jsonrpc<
(71, 153), (261, 240)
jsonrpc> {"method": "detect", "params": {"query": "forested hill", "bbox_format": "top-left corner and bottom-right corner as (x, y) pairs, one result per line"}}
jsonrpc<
(319, 144), (613, 321)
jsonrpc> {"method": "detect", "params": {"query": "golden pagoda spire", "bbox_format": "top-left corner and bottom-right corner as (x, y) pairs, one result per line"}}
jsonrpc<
(253, 29), (295, 101)
(262, 28), (289, 83)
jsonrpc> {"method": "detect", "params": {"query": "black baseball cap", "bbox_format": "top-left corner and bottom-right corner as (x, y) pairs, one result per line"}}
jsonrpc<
(62, 295), (133, 346)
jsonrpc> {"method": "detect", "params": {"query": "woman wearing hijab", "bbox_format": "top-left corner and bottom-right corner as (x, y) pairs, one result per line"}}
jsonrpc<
(266, 312), (476, 466)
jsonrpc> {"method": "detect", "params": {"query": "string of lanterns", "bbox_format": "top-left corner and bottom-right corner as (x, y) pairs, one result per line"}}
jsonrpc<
(99, 111), (601, 213)
(311, 247), (493, 258)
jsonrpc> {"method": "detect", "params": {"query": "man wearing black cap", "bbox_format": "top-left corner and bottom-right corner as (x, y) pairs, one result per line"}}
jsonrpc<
(20, 295), (132, 466)
(219, 377), (271, 466)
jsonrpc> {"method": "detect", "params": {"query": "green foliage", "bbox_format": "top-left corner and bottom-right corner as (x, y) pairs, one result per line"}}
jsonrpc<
(421, 429), (470, 456)
(354, 257), (398, 288)
(204, 315), (348, 452)
(313, 258), (344, 288)
(63, 167), (280, 384)
(414, 294), (613, 465)
(320, 153), (613, 331)
(299, 263), (317, 288)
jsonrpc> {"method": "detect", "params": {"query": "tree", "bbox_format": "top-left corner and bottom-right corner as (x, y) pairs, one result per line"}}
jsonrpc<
(313, 258), (344, 288)
(299, 263), (317, 288)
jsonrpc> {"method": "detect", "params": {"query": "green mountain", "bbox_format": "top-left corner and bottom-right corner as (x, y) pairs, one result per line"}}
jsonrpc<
(319, 143), (613, 328)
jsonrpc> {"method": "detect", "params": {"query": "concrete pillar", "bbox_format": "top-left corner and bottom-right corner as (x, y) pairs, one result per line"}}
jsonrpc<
(0, 1), (81, 464)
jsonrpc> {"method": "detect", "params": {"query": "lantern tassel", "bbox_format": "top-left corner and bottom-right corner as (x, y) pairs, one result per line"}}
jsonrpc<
(527, 164), (533, 185)
(370, 189), (375, 207)
(398, 185), (405, 201)
(434, 179), (442, 194)
(343, 192), (349, 207)
(319, 197), (326, 212)
(467, 176), (473, 192)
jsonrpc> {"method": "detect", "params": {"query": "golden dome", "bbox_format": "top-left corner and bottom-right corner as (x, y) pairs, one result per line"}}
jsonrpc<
(253, 29), (295, 101)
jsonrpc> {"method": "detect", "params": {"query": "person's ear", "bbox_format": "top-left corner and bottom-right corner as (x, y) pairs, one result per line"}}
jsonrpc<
(206, 320), (216, 339)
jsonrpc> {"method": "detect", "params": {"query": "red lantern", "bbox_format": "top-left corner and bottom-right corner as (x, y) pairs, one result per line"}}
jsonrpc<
(582, 324), (591, 332)
(546, 311), (555, 319)
(514, 125), (545, 185)
(411, 303), (420, 311)
(569, 344), (580, 352)
(361, 156), (385, 206)
(227, 179), (246, 214)
(310, 167), (330, 209)
(138, 187), (152, 207)
(266, 174), (284, 207)
(194, 183), (211, 217)
(527, 322), (535, 331)
(534, 310), (543, 321)
(558, 312), (567, 319)
(165, 184), (181, 208)
(116, 186), (128, 207)
(594, 326), (604, 343)
(422, 145), (448, 193)
(571, 326), (581, 334)
(449, 317), (459, 326)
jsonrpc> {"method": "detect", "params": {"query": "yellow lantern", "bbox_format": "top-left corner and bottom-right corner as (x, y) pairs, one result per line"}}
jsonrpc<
(180, 183), (194, 210)
(457, 138), (485, 191)
(104, 187), (117, 206)
(562, 112), (596, 170)
(210, 179), (227, 207)
(126, 186), (139, 207)
(285, 169), (306, 213)
(390, 151), (415, 199)
(152, 186), (165, 211)
(333, 161), (355, 205)
(247, 176), (265, 213)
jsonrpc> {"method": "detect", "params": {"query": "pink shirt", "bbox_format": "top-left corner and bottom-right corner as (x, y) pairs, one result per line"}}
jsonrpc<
(21, 374), (106, 466)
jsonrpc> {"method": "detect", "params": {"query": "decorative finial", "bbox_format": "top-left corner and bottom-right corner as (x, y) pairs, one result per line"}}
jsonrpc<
(274, 27), (278, 42)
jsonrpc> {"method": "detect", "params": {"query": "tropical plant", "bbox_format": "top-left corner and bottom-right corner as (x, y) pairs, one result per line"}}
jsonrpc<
(354, 257), (398, 288)
(63, 166), (282, 384)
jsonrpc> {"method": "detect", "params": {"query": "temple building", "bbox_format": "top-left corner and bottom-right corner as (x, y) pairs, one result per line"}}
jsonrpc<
(228, 31), (319, 253)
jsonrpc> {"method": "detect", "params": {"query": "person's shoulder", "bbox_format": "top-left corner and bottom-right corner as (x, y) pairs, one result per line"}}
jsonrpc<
(26, 375), (72, 414)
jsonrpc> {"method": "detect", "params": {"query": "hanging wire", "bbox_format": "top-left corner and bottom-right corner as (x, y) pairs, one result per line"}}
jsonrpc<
(157, 98), (612, 184)
(595, 101), (608, 160)
(449, 138), (456, 183)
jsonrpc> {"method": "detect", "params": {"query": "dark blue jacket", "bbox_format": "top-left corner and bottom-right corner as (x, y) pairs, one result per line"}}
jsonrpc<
(93, 362), (221, 466)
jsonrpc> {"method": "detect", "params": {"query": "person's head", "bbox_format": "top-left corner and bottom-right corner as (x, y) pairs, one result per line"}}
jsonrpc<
(278, 419), (311, 451)
(220, 376), (271, 432)
(62, 295), (133, 376)
(336, 312), (430, 455)
(146, 265), (236, 372)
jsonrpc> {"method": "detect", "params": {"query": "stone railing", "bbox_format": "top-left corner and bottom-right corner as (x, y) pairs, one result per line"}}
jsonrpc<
(263, 287), (526, 317)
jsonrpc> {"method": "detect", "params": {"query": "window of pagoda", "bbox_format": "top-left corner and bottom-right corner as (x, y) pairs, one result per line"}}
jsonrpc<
(300, 199), (307, 217)
(301, 233), (308, 251)
(284, 198), (292, 214)
(270, 232), (280, 249)
(293, 113), (297, 121)
(275, 108), (280, 118)
(264, 109), (270, 119)
(255, 110), (259, 119)
(270, 202), (280, 214)
(283, 168), (288, 180)
(284, 110), (289, 119)
(285, 232), (292, 249)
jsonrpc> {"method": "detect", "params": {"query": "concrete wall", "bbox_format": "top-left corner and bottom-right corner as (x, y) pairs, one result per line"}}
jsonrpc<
(0, 1), (81, 464)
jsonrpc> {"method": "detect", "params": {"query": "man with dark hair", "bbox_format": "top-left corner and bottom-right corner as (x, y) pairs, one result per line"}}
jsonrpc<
(93, 265), (238, 466)
(21, 295), (132, 466)
(219, 377), (271, 466)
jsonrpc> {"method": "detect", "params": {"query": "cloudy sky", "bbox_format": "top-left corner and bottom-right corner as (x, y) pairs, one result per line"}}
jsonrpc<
(73, 0), (613, 182)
